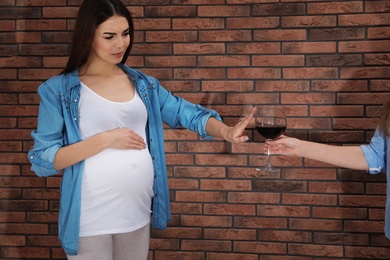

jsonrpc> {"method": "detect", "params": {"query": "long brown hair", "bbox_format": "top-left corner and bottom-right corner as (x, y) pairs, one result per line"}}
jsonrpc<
(61, 0), (134, 74)
(378, 98), (390, 136)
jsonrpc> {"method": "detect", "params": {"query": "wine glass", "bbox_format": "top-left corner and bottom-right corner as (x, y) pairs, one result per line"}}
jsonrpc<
(255, 106), (287, 172)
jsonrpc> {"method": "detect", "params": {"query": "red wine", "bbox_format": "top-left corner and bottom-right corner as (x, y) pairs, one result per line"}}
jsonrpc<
(256, 125), (286, 139)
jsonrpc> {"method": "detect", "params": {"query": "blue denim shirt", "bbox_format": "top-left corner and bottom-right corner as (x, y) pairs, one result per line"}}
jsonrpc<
(27, 64), (221, 255)
(360, 129), (389, 239)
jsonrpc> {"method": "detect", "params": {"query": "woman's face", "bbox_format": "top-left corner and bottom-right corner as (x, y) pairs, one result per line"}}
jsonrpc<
(89, 15), (130, 66)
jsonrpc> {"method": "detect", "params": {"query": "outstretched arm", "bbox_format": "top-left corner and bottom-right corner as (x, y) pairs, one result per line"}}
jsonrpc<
(266, 136), (369, 171)
(206, 107), (256, 144)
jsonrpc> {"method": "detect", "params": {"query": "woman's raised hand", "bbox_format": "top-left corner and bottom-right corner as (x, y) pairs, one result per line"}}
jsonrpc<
(224, 106), (256, 144)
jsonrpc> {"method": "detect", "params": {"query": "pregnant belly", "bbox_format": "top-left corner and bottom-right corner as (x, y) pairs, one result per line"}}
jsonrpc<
(79, 148), (154, 236)
(81, 148), (154, 210)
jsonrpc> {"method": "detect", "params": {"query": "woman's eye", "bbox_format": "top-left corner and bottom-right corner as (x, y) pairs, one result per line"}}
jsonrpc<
(104, 36), (114, 40)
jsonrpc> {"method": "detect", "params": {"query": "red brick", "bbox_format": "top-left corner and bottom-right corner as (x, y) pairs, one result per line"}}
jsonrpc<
(204, 228), (256, 240)
(368, 26), (390, 39)
(204, 204), (255, 215)
(27, 235), (60, 246)
(283, 194), (338, 206)
(17, 0), (66, 6)
(261, 256), (311, 260)
(0, 69), (17, 79)
(340, 40), (390, 53)
(199, 30), (251, 42)
(146, 6), (196, 17)
(314, 232), (369, 245)
(181, 239), (231, 251)
(0, 0), (15, 6)
(180, 215), (232, 227)
(0, 235), (26, 246)
(282, 16), (337, 27)
(165, 153), (194, 165)
(207, 252), (258, 260)
(339, 13), (390, 26)
(172, 18), (224, 30)
(229, 68), (281, 79)
(308, 2), (363, 14)
(174, 166), (225, 178)
(257, 205), (310, 217)
(254, 3), (305, 16)
(168, 178), (198, 190)
(258, 230), (312, 242)
(174, 43), (225, 55)
(0, 20), (15, 31)
(1, 247), (50, 259)
(227, 42), (280, 54)
(131, 43), (172, 55)
(310, 28), (365, 40)
(226, 17), (279, 29)
(313, 207), (367, 219)
(176, 191), (226, 203)
(283, 68), (338, 79)
(235, 217), (287, 229)
(234, 241), (286, 254)
(153, 227), (202, 239)
(199, 5), (250, 17)
(202, 81), (253, 92)
(196, 154), (247, 166)
(345, 246), (390, 259)
(283, 42), (336, 54)
(253, 55), (305, 67)
(340, 195), (386, 207)
(175, 68), (226, 79)
(0, 32), (41, 43)
(199, 55), (250, 67)
(16, 19), (66, 30)
(42, 7), (78, 18)
(312, 80), (368, 91)
(366, 183), (387, 195)
(146, 31), (197, 42)
(154, 251), (204, 260)
(345, 220), (385, 234)
(288, 243), (343, 257)
(160, 80), (200, 92)
(290, 218), (342, 231)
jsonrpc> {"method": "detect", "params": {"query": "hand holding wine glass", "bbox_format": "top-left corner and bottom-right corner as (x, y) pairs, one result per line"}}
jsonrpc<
(255, 106), (287, 172)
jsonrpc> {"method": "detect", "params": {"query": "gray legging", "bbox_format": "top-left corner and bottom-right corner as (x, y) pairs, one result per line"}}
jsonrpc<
(67, 224), (150, 260)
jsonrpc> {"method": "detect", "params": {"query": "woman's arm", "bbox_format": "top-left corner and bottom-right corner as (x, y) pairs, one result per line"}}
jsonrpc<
(54, 128), (146, 170)
(266, 136), (369, 170)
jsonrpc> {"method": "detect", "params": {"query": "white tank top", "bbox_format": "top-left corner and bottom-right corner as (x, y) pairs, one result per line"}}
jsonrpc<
(78, 82), (154, 237)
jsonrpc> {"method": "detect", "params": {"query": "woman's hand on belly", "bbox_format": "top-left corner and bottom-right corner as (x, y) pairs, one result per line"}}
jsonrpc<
(100, 128), (146, 150)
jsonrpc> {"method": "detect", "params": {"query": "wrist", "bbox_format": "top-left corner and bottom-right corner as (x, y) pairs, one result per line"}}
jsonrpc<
(91, 131), (109, 150)
(221, 126), (233, 142)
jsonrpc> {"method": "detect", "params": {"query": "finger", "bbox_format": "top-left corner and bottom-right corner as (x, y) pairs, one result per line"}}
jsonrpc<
(241, 107), (256, 125)
(232, 135), (249, 143)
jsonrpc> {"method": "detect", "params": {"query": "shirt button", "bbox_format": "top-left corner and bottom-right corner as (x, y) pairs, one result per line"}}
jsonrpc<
(30, 156), (34, 159)
(74, 118), (77, 121)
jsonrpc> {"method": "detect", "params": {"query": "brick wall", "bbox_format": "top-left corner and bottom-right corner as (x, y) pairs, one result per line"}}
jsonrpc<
(1, 0), (390, 259)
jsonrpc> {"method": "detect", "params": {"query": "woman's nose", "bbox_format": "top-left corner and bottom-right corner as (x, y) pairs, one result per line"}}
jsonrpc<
(116, 38), (124, 49)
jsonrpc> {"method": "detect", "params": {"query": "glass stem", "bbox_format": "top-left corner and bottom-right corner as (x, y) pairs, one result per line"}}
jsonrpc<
(265, 139), (272, 169)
